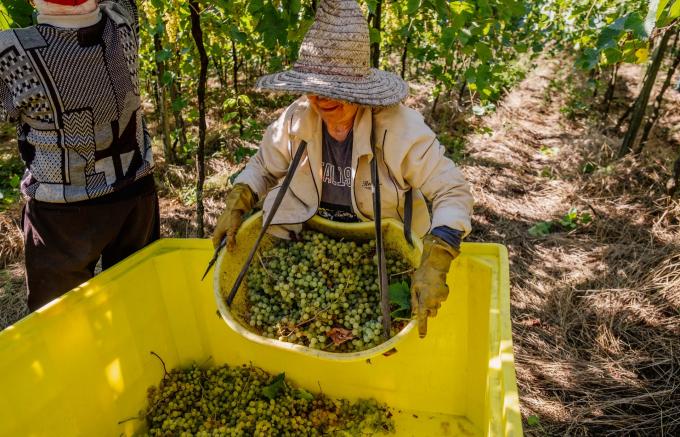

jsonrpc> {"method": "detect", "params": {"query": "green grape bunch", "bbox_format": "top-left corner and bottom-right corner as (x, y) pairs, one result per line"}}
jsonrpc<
(244, 231), (413, 353)
(141, 362), (395, 436)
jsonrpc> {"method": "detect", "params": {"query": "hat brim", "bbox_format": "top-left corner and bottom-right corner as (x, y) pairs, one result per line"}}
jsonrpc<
(255, 68), (408, 107)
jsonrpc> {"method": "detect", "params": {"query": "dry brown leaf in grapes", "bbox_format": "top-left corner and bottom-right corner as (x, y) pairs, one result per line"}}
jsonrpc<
(309, 409), (339, 428)
(327, 327), (354, 345)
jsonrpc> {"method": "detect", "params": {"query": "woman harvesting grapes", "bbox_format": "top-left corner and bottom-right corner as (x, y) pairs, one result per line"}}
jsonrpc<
(213, 0), (473, 338)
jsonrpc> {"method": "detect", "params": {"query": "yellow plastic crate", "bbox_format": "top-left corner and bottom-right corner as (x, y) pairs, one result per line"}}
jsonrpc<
(0, 229), (521, 436)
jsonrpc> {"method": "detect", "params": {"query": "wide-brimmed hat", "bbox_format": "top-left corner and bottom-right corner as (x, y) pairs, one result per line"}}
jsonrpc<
(256, 0), (408, 107)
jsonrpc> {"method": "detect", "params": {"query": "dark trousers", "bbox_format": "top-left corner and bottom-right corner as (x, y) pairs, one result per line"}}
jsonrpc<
(22, 190), (160, 311)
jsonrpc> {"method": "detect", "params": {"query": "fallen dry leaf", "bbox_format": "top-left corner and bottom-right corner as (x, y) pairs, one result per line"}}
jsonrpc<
(327, 327), (354, 345)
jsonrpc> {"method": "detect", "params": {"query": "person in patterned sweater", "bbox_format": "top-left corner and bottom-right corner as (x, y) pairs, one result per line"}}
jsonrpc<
(0, 0), (158, 311)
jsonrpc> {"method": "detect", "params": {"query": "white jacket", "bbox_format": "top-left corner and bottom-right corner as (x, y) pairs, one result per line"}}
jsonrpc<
(235, 96), (473, 238)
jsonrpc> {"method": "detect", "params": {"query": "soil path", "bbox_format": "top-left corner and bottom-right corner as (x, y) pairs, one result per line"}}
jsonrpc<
(465, 59), (680, 435)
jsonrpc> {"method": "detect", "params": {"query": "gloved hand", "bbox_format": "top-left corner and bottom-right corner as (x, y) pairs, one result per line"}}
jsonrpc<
(411, 234), (459, 338)
(212, 183), (256, 251)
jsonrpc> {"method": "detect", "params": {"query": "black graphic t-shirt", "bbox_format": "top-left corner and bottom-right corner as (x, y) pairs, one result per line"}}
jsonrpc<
(318, 123), (360, 222)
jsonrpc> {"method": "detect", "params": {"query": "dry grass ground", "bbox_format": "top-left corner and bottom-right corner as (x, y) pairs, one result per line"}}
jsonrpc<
(1, 55), (679, 436)
(464, 59), (680, 435)
(0, 261), (26, 329)
(0, 124), (27, 328)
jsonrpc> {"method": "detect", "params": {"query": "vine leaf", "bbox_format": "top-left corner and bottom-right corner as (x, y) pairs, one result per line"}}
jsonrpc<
(262, 373), (286, 400)
(296, 388), (314, 401)
(670, 0), (680, 18)
(389, 281), (410, 318)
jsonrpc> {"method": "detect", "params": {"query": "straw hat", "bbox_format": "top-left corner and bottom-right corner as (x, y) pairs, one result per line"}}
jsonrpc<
(256, 0), (409, 107)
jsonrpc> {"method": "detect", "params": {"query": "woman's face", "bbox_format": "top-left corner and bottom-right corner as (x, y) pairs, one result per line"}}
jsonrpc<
(307, 95), (359, 128)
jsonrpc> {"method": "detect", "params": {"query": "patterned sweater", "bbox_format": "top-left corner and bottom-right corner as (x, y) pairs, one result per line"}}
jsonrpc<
(0, 1), (153, 203)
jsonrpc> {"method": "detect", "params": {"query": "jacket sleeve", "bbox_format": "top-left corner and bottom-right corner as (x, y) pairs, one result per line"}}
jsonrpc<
(381, 107), (473, 236)
(402, 135), (473, 236)
(0, 79), (18, 123)
(233, 107), (294, 199)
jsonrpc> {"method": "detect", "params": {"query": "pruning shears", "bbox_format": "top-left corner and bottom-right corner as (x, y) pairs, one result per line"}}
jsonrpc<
(201, 236), (226, 281)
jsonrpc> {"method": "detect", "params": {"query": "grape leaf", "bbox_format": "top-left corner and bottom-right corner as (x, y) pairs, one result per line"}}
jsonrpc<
(256, 4), (287, 49)
(389, 281), (410, 318)
(602, 47), (622, 65)
(223, 111), (238, 122)
(623, 13), (647, 39)
(366, 0), (378, 14)
(475, 42), (492, 62)
(459, 27), (472, 44)
(296, 388), (314, 401)
(407, 0), (421, 15)
(172, 97), (188, 113)
(670, 0), (680, 18)
(288, 0), (302, 22)
(635, 47), (649, 63)
(369, 28), (381, 44)
(580, 212), (593, 225)
(657, 0), (671, 20)
(596, 26), (622, 50)
(430, 0), (450, 18)
(262, 373), (286, 400)
(609, 15), (626, 31)
(230, 26), (247, 43)
(1, 0), (33, 28)
(528, 221), (552, 237)
(8, 174), (19, 189)
(161, 71), (173, 86)
(441, 27), (457, 49)
(451, 1), (474, 15)
(527, 415), (541, 426)
(248, 0), (264, 15)
(577, 48), (600, 70)
(156, 49), (172, 62)
(464, 66), (477, 84)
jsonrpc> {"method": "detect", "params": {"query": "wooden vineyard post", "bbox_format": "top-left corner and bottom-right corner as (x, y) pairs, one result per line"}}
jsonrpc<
(190, 0), (209, 237)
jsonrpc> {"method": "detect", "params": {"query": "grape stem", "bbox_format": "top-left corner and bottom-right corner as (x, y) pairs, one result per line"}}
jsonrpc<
(199, 355), (214, 367)
(150, 351), (169, 379)
(390, 268), (414, 278)
(117, 415), (143, 424)
(256, 252), (274, 278)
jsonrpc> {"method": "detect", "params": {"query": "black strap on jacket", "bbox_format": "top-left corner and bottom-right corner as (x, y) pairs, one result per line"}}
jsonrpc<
(371, 130), (392, 338)
(226, 140), (308, 306)
(403, 188), (413, 246)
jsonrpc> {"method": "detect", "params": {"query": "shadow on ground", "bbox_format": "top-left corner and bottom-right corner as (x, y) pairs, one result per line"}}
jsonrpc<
(465, 59), (680, 435)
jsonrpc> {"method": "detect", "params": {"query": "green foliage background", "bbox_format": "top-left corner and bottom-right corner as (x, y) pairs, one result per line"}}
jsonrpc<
(0, 0), (677, 161)
(0, 0), (32, 28)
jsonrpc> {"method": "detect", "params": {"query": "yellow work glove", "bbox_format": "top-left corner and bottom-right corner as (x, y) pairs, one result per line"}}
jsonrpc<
(411, 234), (459, 338)
(212, 183), (256, 251)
